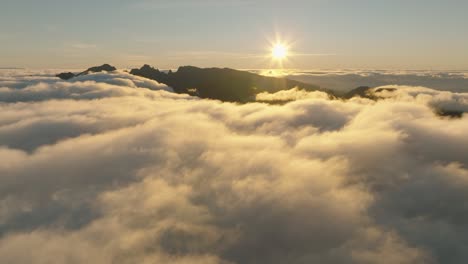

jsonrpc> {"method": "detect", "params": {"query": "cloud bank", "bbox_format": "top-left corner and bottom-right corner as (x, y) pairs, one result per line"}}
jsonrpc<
(281, 70), (468, 94)
(0, 70), (467, 263)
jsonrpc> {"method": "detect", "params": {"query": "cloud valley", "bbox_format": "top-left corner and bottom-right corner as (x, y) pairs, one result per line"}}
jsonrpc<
(0, 70), (467, 263)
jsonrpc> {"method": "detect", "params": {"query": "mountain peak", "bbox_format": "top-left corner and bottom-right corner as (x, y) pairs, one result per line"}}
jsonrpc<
(56, 64), (117, 80)
(80, 64), (116, 75)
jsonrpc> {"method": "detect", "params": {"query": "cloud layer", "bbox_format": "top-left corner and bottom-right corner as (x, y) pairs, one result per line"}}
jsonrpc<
(281, 70), (468, 94)
(0, 70), (467, 263)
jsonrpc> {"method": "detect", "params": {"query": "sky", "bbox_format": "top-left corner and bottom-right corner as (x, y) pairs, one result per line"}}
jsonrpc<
(1, 0), (468, 69)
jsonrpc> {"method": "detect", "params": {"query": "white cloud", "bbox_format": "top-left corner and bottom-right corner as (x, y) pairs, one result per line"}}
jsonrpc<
(0, 71), (174, 102)
(372, 85), (468, 113)
(70, 43), (97, 50)
(0, 70), (467, 263)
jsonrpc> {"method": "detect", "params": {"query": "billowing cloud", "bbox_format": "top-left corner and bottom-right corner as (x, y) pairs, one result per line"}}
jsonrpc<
(0, 70), (467, 263)
(372, 85), (468, 114)
(255, 87), (331, 102)
(0, 71), (173, 102)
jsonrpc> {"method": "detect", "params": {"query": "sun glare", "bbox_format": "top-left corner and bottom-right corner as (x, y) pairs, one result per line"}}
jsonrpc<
(272, 43), (288, 60)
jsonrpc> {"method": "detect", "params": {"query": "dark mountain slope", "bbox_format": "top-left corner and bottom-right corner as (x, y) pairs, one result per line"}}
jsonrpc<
(130, 65), (335, 102)
(56, 64), (116, 80)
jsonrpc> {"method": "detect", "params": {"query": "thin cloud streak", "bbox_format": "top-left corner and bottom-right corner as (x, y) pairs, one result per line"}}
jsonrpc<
(167, 51), (336, 60)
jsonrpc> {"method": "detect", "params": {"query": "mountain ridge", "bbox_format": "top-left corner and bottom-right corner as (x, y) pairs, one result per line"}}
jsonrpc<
(56, 64), (116, 80)
(130, 64), (337, 102)
(57, 64), (337, 102)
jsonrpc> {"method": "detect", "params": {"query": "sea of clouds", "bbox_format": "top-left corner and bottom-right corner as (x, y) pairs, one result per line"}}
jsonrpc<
(0, 69), (468, 263)
(252, 69), (468, 94)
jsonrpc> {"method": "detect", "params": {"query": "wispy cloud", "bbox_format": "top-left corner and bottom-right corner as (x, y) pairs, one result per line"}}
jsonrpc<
(166, 51), (265, 60)
(291, 52), (337, 57)
(166, 51), (336, 60)
(70, 43), (97, 49)
(132, 0), (255, 9)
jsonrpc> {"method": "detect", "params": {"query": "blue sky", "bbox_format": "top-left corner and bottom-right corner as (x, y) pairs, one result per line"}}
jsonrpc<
(1, 0), (468, 69)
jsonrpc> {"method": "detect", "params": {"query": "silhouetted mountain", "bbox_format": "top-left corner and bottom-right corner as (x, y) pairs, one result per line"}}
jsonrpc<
(345, 86), (399, 99)
(344, 86), (372, 99)
(54, 65), (465, 118)
(130, 64), (169, 85)
(56, 64), (116, 80)
(130, 65), (335, 102)
(79, 64), (116, 76)
(375, 87), (397, 93)
(59, 64), (405, 103)
(56, 72), (76, 80)
(436, 109), (464, 118)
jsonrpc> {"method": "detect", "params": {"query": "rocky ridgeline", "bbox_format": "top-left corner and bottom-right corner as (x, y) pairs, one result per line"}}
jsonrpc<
(56, 64), (117, 80)
(55, 64), (464, 117)
(58, 64), (333, 102)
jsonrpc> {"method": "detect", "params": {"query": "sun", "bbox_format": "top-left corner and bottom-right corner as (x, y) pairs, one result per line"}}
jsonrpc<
(272, 43), (288, 60)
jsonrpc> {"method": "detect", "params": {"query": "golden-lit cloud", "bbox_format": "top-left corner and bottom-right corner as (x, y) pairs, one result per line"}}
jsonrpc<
(0, 70), (467, 263)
